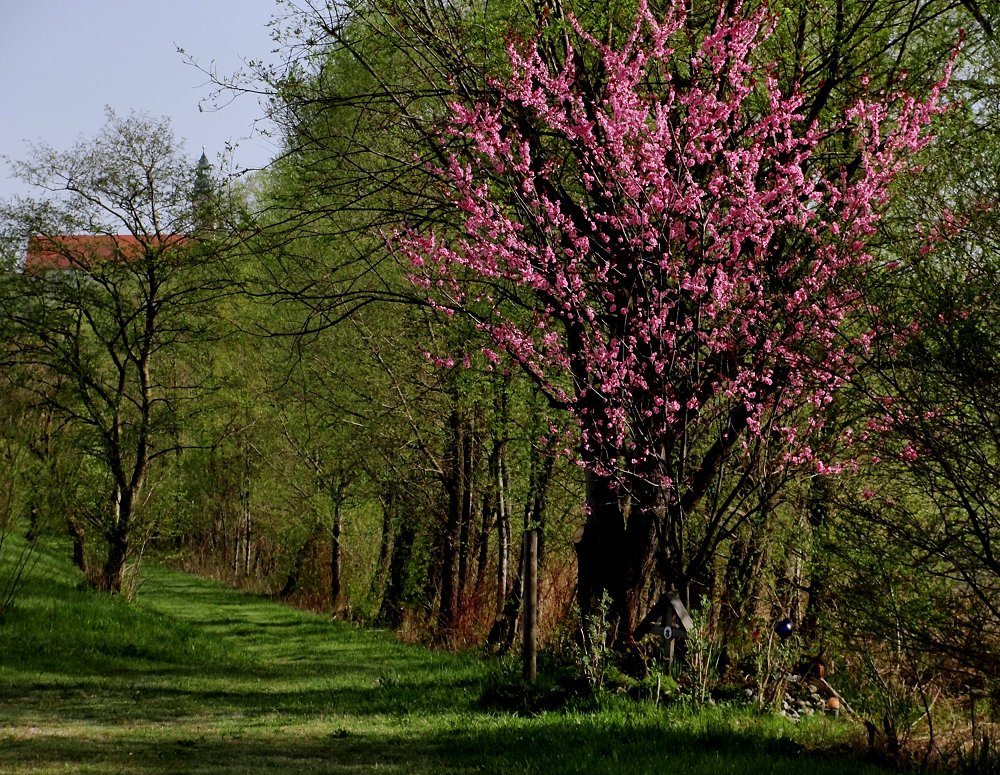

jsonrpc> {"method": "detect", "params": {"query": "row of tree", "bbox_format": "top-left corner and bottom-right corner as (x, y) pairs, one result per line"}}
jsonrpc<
(3, 0), (1000, 738)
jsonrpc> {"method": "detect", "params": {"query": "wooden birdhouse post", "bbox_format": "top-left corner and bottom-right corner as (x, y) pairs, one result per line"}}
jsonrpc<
(648, 592), (695, 671)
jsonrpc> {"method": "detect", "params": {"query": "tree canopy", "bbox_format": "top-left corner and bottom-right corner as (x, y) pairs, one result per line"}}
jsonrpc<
(400, 0), (954, 636)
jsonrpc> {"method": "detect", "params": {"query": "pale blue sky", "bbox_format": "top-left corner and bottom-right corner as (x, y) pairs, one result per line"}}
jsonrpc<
(0, 0), (285, 200)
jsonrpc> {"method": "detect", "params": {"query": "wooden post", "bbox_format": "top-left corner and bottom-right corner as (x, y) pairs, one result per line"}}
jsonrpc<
(522, 529), (538, 684)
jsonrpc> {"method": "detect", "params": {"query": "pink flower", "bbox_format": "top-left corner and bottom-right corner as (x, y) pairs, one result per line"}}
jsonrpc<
(398, 0), (951, 491)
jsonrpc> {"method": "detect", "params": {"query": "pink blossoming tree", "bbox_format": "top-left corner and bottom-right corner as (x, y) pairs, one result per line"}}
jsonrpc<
(401, 0), (950, 642)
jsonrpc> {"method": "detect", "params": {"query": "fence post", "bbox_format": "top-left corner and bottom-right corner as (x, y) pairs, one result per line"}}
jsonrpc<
(522, 529), (538, 684)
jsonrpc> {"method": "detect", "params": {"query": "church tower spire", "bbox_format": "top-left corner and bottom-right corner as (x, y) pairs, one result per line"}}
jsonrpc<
(192, 148), (216, 234)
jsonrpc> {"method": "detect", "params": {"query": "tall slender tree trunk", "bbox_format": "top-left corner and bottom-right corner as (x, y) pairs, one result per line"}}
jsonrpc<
(379, 518), (415, 628)
(330, 491), (344, 613)
(240, 446), (253, 577)
(67, 515), (87, 576)
(474, 489), (493, 600)
(438, 407), (464, 634)
(280, 521), (321, 599)
(486, 438), (551, 651)
(717, 503), (773, 642)
(457, 425), (475, 608)
(523, 449), (554, 565)
(801, 476), (833, 645)
(486, 540), (522, 654)
(370, 491), (396, 611)
(496, 454), (511, 609)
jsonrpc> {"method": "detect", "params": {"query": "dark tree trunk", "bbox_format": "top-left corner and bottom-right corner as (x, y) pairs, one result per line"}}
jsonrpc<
(99, 480), (139, 594)
(370, 491), (396, 610)
(575, 470), (660, 648)
(523, 447), (555, 565)
(496, 474), (511, 610)
(438, 408), (464, 633)
(801, 476), (833, 645)
(717, 495), (774, 643)
(378, 518), (415, 628)
(101, 520), (129, 593)
(238, 448), (253, 577)
(67, 516), (87, 576)
(101, 542), (127, 593)
(279, 532), (311, 599)
(620, 505), (659, 639)
(330, 497), (344, 613)
(474, 484), (494, 600)
(489, 419), (556, 654)
(457, 425), (474, 608)
(486, 551), (523, 653)
(575, 471), (627, 637)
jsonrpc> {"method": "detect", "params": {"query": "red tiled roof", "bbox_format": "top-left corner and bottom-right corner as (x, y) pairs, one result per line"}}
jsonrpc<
(24, 234), (186, 272)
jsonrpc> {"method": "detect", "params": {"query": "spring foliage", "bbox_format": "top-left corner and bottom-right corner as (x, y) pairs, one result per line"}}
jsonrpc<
(402, 1), (952, 498)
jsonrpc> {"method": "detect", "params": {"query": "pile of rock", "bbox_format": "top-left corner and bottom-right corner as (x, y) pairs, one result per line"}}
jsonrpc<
(780, 679), (841, 721)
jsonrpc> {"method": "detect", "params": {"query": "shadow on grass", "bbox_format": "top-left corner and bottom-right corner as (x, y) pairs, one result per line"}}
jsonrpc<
(0, 558), (900, 774)
(0, 562), (486, 732)
(0, 711), (891, 775)
(0, 729), (435, 775)
(426, 718), (889, 775)
(0, 667), (482, 725)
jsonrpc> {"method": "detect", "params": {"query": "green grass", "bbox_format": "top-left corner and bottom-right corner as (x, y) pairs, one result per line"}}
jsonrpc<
(0, 536), (907, 773)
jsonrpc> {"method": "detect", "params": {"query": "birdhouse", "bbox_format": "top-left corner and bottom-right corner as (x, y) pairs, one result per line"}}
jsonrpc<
(649, 592), (695, 642)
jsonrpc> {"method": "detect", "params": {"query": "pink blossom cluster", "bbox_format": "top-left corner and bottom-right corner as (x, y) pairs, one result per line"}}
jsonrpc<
(401, 0), (951, 487)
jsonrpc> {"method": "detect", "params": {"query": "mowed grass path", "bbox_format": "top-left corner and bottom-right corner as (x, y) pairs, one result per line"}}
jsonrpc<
(0, 545), (903, 774)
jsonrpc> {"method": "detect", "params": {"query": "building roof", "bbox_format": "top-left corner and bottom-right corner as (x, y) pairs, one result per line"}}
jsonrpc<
(23, 234), (186, 272)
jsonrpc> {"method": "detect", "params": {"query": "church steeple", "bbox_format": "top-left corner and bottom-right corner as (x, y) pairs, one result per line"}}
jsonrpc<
(192, 148), (216, 234)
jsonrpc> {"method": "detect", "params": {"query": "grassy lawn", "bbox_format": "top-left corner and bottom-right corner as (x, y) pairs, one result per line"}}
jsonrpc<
(0, 539), (904, 774)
